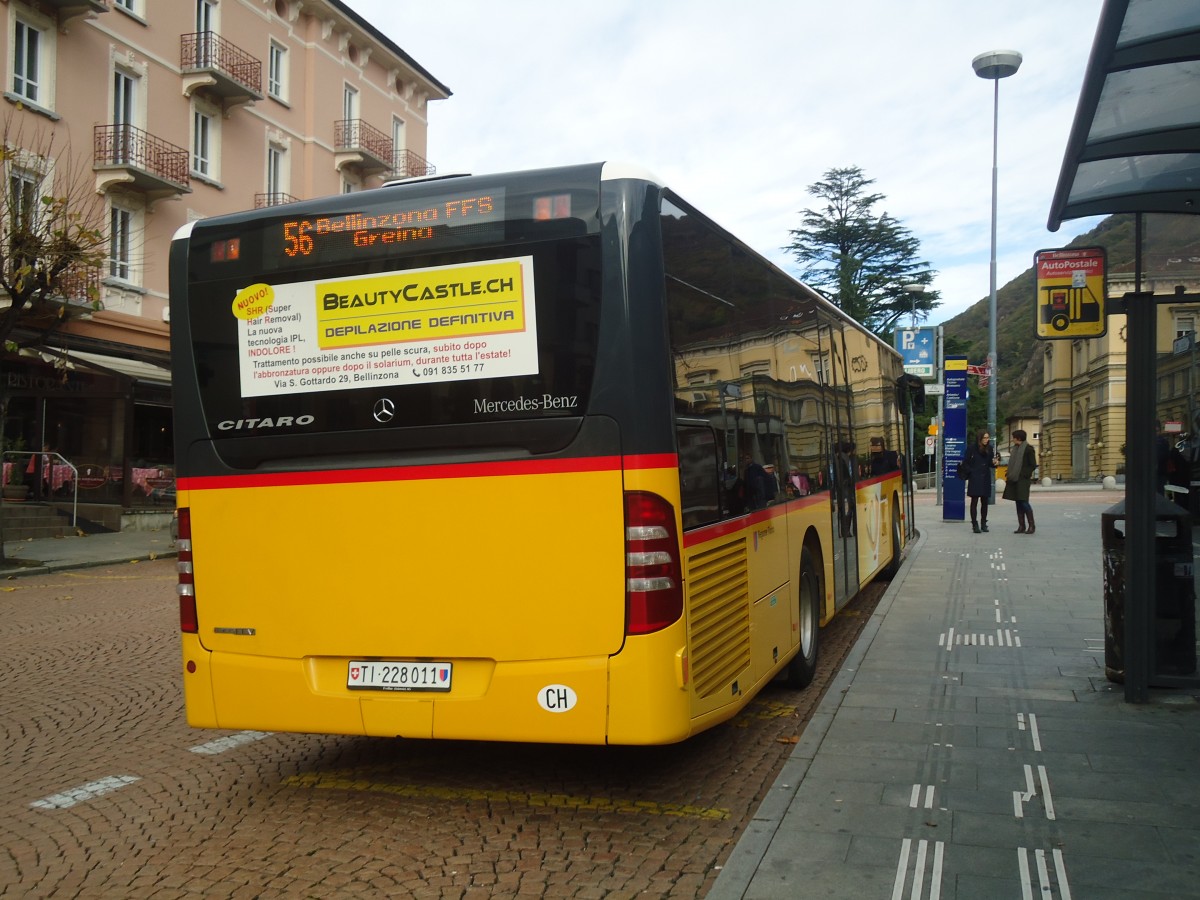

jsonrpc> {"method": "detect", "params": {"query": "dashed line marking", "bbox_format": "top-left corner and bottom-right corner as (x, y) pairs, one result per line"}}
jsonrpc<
(1018, 847), (1072, 900)
(31, 775), (140, 810)
(909, 784), (936, 809)
(892, 838), (944, 900)
(939, 628), (1020, 648)
(1013, 764), (1055, 820)
(1018, 713), (1042, 752)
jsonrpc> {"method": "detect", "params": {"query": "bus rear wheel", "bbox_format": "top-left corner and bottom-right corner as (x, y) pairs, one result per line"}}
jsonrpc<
(784, 547), (820, 688)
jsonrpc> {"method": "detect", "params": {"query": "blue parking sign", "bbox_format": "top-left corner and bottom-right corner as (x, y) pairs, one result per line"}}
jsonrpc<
(896, 327), (936, 380)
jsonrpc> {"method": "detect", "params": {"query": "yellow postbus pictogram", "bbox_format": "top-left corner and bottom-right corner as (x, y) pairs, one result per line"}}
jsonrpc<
(1035, 247), (1107, 340)
(315, 259), (527, 351)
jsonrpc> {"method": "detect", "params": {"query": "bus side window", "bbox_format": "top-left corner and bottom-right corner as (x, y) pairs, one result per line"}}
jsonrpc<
(676, 424), (721, 530)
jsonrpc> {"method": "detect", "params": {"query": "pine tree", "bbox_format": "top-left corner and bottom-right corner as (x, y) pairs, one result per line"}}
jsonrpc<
(786, 166), (939, 335)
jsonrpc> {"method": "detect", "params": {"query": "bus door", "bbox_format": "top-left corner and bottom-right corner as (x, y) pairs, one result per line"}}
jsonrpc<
(824, 322), (858, 607)
(828, 434), (859, 606)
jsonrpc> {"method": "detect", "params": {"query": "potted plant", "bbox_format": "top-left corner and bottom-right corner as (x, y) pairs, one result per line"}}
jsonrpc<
(2, 436), (28, 501)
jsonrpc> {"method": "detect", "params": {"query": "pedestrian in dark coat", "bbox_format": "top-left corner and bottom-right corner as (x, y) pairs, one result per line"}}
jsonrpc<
(964, 430), (998, 533)
(1002, 429), (1037, 534)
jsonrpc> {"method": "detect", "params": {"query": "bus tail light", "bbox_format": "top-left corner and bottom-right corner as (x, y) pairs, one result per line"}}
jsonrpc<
(624, 491), (683, 635)
(176, 507), (197, 633)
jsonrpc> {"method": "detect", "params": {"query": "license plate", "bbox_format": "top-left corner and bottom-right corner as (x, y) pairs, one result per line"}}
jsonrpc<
(347, 660), (452, 692)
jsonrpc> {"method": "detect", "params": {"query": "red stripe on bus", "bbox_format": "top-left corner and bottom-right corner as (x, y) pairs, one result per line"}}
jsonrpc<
(176, 453), (679, 491)
(623, 453), (679, 470)
(682, 494), (826, 547)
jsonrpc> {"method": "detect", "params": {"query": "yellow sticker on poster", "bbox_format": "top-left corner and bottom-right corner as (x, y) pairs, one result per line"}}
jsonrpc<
(316, 259), (525, 351)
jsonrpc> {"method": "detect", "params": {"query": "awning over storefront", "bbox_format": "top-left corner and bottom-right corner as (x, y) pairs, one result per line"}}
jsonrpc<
(65, 350), (171, 386)
(1047, 0), (1200, 231)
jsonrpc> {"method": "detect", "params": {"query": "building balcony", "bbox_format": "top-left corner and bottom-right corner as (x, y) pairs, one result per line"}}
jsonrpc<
(392, 149), (436, 180)
(38, 0), (108, 29)
(181, 32), (263, 108)
(254, 192), (300, 209)
(93, 124), (190, 204)
(56, 266), (101, 308)
(334, 119), (392, 177)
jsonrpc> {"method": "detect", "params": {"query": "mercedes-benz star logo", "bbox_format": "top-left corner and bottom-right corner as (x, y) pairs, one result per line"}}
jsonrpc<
(373, 398), (396, 423)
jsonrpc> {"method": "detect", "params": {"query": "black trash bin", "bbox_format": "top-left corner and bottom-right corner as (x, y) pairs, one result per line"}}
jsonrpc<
(1101, 495), (1197, 683)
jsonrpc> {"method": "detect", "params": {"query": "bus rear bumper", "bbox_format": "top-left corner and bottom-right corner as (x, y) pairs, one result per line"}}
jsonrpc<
(183, 642), (626, 743)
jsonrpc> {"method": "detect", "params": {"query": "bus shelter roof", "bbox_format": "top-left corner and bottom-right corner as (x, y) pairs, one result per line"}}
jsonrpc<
(1047, 0), (1200, 231)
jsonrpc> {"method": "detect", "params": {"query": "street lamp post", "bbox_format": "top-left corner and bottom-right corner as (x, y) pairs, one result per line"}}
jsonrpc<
(902, 284), (926, 491)
(973, 49), (1022, 501)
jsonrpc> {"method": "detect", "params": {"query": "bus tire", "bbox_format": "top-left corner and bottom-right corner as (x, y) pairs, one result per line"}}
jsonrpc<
(784, 547), (820, 688)
(882, 503), (903, 580)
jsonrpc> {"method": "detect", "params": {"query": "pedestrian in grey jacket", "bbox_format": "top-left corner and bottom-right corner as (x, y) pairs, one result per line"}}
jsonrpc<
(1002, 429), (1037, 534)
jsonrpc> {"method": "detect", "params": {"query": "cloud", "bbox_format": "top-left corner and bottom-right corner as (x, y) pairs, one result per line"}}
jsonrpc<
(347, 0), (1107, 323)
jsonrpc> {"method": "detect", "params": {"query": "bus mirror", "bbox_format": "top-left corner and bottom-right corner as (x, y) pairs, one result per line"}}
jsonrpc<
(896, 373), (926, 414)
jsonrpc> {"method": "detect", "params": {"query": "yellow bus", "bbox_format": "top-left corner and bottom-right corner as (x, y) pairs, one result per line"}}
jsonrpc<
(170, 162), (913, 745)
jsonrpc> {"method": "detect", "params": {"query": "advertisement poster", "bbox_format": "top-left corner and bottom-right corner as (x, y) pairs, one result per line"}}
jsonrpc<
(233, 256), (538, 398)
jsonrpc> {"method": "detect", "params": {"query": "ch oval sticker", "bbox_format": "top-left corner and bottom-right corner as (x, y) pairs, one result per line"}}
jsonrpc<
(537, 684), (577, 713)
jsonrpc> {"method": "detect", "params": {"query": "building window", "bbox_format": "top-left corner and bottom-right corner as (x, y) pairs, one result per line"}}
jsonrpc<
(109, 206), (133, 282)
(195, 0), (216, 33)
(1174, 313), (1196, 340)
(8, 169), (40, 232)
(268, 41), (287, 100)
(12, 20), (41, 104)
(343, 84), (358, 122)
(192, 109), (213, 177)
(266, 143), (286, 197)
(114, 0), (138, 13)
(816, 352), (831, 385)
(190, 108), (219, 180)
(10, 12), (57, 110)
(113, 70), (135, 125)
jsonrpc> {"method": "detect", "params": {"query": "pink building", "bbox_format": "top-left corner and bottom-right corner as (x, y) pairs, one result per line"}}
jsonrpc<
(0, 0), (448, 527)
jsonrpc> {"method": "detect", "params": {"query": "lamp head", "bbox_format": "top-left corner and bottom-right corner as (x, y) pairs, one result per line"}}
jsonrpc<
(972, 50), (1022, 80)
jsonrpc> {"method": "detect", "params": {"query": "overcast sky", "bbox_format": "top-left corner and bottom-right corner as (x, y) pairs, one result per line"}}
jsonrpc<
(345, 0), (1106, 325)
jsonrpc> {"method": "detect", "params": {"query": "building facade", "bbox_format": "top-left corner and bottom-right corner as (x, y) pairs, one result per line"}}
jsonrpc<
(0, 0), (448, 527)
(1041, 268), (1200, 482)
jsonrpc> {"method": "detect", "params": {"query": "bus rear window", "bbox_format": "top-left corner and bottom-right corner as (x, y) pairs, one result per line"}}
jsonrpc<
(185, 237), (602, 439)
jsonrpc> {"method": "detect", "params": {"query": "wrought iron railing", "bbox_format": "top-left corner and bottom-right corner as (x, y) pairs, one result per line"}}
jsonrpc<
(56, 265), (101, 305)
(181, 31), (262, 94)
(94, 124), (190, 188)
(334, 118), (392, 162)
(254, 192), (300, 209)
(392, 149), (436, 179)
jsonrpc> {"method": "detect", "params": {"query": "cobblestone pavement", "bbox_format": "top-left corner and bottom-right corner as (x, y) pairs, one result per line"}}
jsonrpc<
(0, 559), (882, 898)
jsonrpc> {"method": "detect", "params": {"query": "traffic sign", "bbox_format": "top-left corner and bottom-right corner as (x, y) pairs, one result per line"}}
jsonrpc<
(925, 436), (936, 455)
(895, 327), (937, 379)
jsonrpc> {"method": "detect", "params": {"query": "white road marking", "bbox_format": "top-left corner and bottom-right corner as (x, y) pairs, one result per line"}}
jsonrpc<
(31, 775), (140, 810)
(189, 730), (273, 755)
